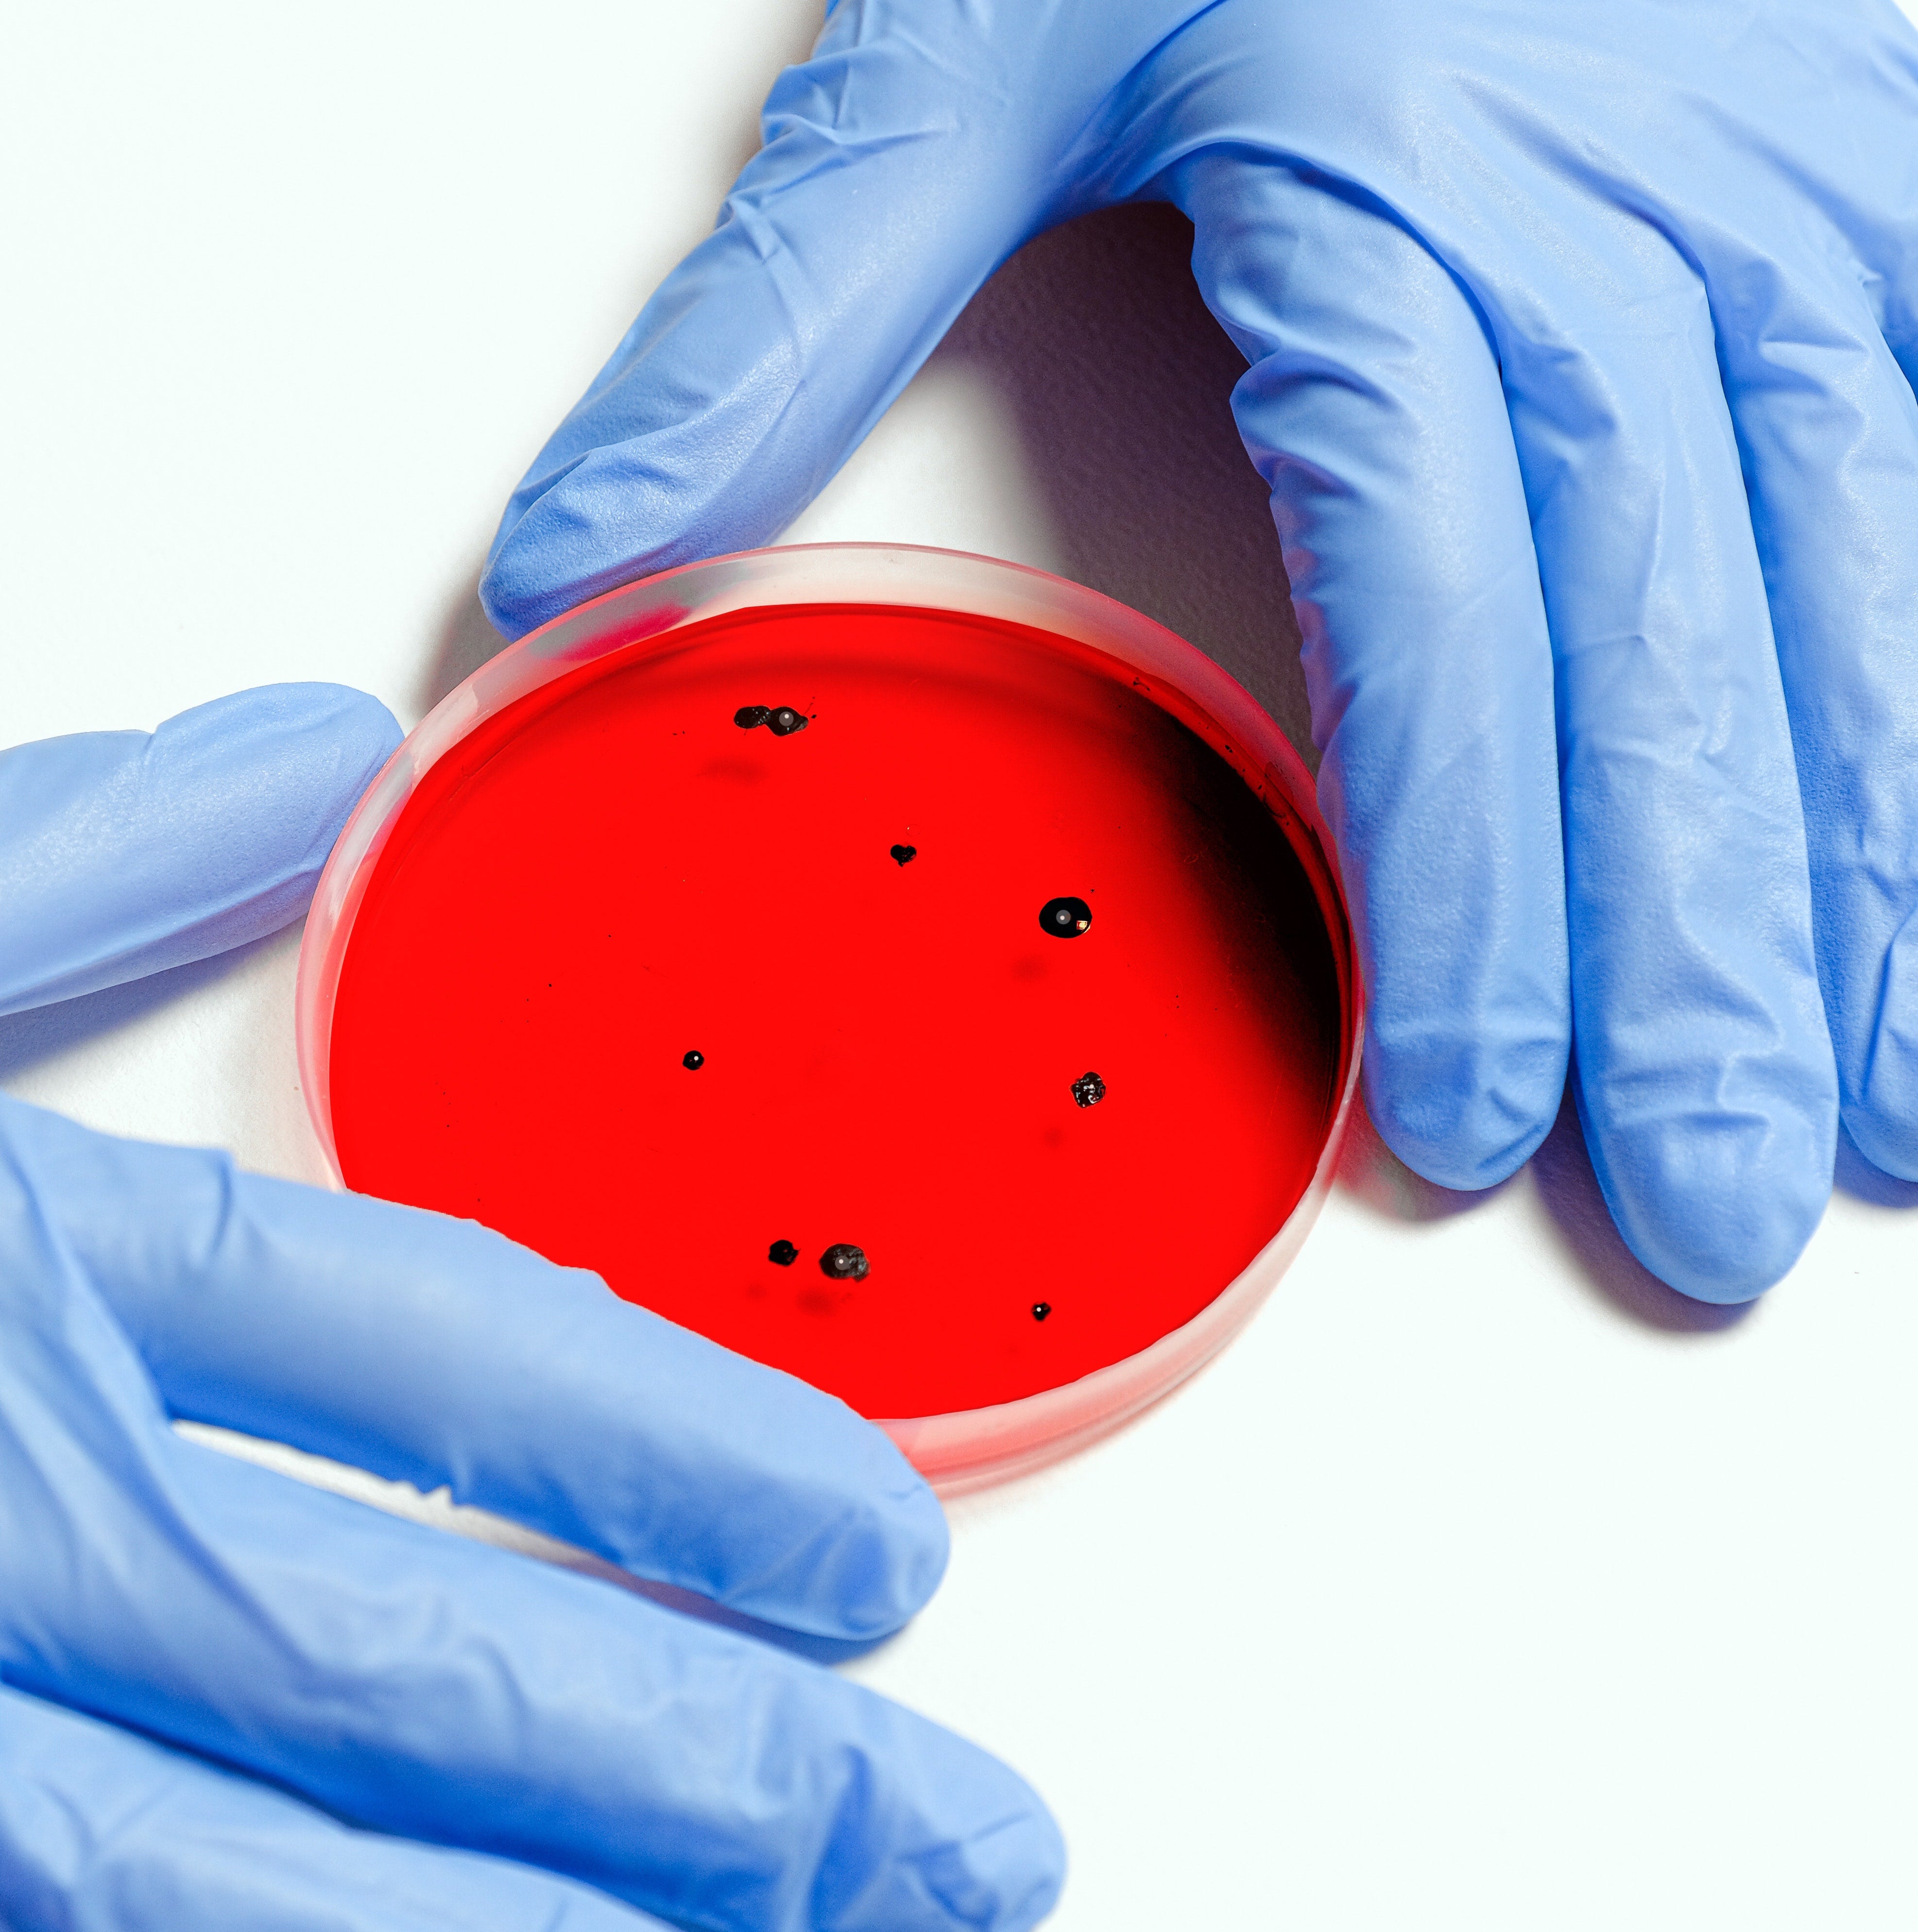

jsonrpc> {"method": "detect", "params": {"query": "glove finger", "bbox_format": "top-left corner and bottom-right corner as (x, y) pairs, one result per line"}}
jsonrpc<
(0, 685), (399, 1017)
(477, 9), (1043, 639)
(1509, 241), (1836, 1299)
(3, 1391), (1063, 1932)
(0, 1683), (661, 1932)
(1718, 265), (1918, 1178)
(1179, 160), (1571, 1187)
(16, 1096), (945, 1642)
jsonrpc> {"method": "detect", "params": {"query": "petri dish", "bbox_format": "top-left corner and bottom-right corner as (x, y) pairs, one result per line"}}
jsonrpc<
(297, 545), (1361, 1492)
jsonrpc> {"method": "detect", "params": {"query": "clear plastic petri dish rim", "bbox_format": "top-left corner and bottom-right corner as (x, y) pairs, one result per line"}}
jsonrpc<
(296, 543), (1362, 1494)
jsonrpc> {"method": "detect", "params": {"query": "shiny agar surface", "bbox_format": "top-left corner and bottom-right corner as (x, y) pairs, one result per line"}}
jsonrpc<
(328, 604), (1340, 1418)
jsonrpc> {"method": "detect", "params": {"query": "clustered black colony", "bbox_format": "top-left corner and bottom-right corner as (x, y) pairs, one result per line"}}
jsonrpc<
(722, 704), (1105, 1326)
(735, 703), (809, 736)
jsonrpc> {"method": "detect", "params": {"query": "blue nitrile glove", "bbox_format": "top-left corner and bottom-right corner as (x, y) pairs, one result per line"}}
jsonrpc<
(479, 0), (1918, 1304)
(0, 687), (1063, 1931)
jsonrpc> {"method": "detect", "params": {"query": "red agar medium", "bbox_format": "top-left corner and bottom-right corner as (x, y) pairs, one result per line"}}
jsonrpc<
(326, 599), (1344, 1424)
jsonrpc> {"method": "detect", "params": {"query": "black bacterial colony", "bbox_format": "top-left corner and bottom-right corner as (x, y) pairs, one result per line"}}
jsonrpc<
(735, 702), (809, 736)
(730, 700), (1097, 1322)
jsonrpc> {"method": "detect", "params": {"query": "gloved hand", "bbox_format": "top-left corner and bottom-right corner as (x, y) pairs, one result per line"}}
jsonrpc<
(478, 0), (1918, 1303)
(0, 686), (1062, 1931)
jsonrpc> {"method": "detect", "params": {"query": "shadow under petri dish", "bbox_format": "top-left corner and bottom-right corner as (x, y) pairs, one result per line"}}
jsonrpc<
(327, 604), (1343, 1419)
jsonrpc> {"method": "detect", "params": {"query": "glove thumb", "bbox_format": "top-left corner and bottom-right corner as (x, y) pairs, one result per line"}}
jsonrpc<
(0, 685), (400, 1016)
(480, 11), (1045, 639)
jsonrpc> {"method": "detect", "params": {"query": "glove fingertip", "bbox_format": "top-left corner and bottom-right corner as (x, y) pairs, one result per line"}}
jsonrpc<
(1841, 934), (1918, 1182)
(176, 681), (402, 821)
(156, 682), (403, 935)
(952, 1792), (1067, 1932)
(477, 461), (602, 641)
(1841, 1104), (1918, 1186)
(1576, 1086), (1833, 1304)
(840, 1454), (951, 1639)
(700, 1395), (950, 1642)
(0, 684), (403, 1015)
(1362, 1024), (1567, 1193)
(852, 1719), (1066, 1932)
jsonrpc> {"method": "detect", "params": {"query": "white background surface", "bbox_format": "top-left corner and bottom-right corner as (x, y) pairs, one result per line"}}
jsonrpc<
(6, 4), (1918, 1927)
